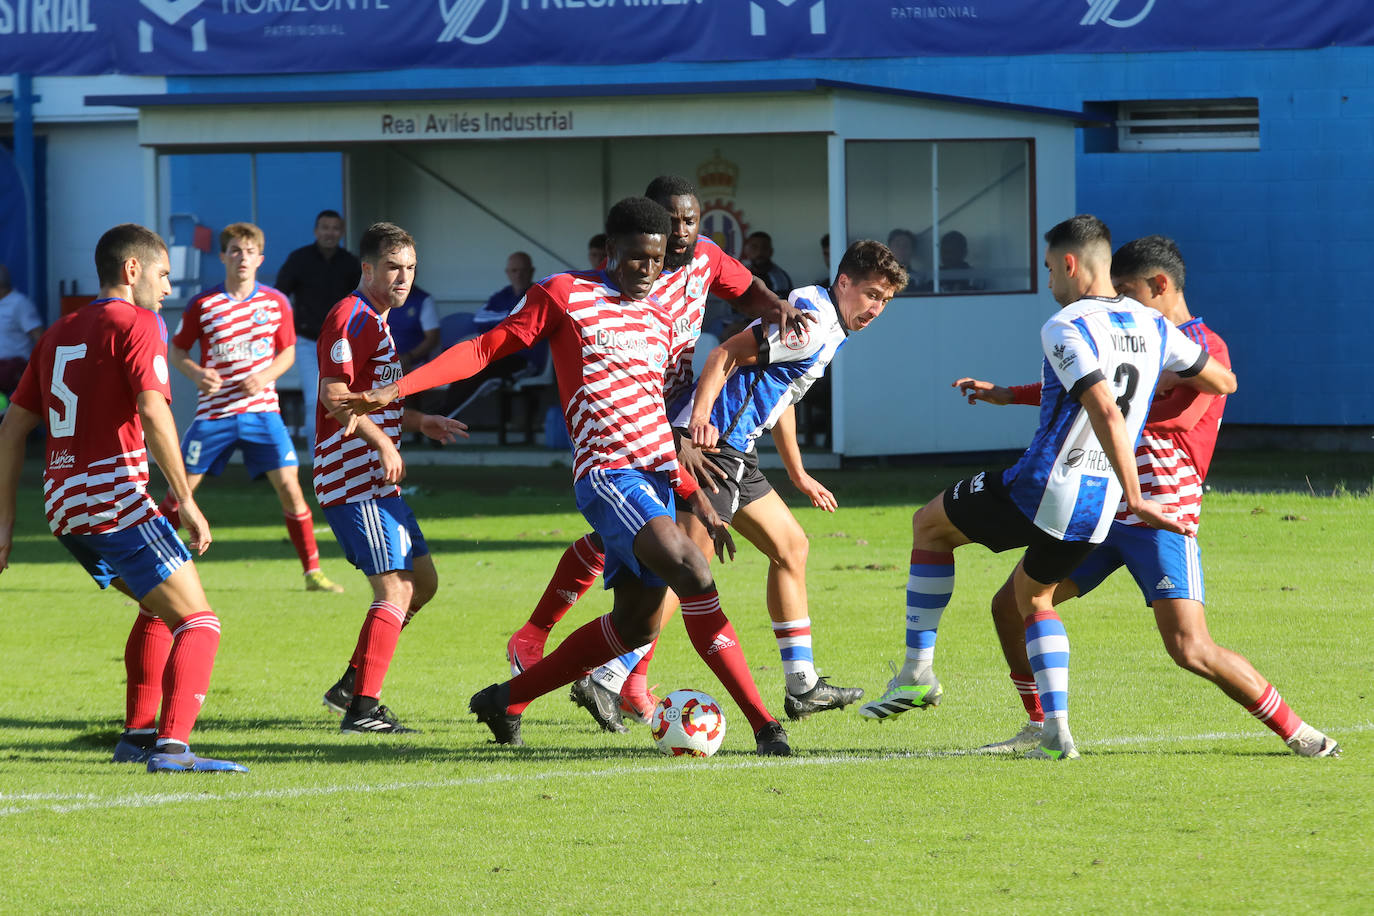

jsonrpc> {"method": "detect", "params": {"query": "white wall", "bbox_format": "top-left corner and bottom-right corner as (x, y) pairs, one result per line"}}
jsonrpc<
(43, 122), (147, 307)
(832, 123), (1078, 458)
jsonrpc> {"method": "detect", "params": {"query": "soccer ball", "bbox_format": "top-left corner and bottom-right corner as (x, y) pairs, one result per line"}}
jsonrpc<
(650, 689), (727, 757)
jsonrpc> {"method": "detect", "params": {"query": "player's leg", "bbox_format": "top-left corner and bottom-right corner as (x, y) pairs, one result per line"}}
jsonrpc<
(634, 513), (790, 755)
(248, 409), (344, 592)
(264, 466), (343, 592)
(470, 471), (674, 746)
(110, 578), (172, 764)
(976, 573), (1080, 753)
(137, 561), (246, 772)
(60, 519), (243, 772)
(1013, 535), (1095, 761)
(507, 531), (605, 675)
(587, 496), (716, 723)
(1137, 529), (1339, 756)
(339, 569), (416, 734)
(732, 490), (863, 718)
(860, 480), (974, 719)
(319, 496), (423, 733)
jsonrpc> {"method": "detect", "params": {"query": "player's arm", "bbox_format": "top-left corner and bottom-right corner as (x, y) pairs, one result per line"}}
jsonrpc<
(952, 377), (1042, 406)
(688, 326), (762, 450)
(341, 322), (533, 416)
(401, 406), (468, 445)
(320, 376), (405, 484)
(0, 403), (40, 572)
(1179, 355), (1235, 395)
(1144, 382), (1216, 433)
(1077, 381), (1189, 536)
(238, 344), (295, 397)
(730, 276), (814, 335)
(138, 390), (212, 554)
(169, 343), (223, 396)
(770, 404), (836, 512)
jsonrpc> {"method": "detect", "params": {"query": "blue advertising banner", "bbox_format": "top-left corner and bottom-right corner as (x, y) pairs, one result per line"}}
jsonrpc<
(3, 1), (1374, 77)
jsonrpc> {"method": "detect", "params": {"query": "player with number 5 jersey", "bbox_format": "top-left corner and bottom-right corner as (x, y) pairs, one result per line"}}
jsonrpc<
(0, 223), (245, 773)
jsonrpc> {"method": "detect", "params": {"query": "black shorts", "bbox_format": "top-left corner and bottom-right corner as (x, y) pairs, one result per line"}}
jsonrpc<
(674, 443), (773, 524)
(942, 467), (1095, 584)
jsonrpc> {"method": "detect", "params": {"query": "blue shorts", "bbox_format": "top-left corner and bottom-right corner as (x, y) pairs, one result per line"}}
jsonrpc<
(322, 496), (428, 577)
(574, 468), (675, 589)
(182, 413), (298, 480)
(58, 515), (192, 600)
(1069, 523), (1204, 606)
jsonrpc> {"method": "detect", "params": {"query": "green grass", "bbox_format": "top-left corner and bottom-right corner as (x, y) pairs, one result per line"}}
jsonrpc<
(1, 455), (1370, 913)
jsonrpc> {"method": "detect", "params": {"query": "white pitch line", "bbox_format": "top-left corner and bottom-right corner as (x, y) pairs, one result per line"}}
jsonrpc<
(3, 722), (1367, 819)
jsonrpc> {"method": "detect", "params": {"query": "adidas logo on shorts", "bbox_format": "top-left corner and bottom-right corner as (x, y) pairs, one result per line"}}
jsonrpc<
(1155, 576), (1176, 591)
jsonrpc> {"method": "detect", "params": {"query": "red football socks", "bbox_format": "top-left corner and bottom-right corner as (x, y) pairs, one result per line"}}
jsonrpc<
(507, 613), (629, 713)
(353, 600), (406, 700)
(158, 611), (221, 744)
(680, 590), (772, 733)
(1247, 683), (1302, 740)
(124, 609), (173, 730)
(283, 509), (321, 574)
(527, 535), (604, 631)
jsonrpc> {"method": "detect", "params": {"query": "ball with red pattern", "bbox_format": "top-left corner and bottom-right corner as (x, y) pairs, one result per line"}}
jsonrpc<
(650, 689), (727, 757)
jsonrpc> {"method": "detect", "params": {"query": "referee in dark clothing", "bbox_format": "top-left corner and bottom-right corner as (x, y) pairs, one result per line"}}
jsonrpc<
(274, 209), (361, 456)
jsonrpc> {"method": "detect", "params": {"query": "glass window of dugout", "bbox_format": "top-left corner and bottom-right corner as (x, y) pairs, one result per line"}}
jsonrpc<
(845, 139), (1034, 295)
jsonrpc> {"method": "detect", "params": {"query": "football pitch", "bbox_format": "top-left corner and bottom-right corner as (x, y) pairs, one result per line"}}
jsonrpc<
(2, 454), (1370, 913)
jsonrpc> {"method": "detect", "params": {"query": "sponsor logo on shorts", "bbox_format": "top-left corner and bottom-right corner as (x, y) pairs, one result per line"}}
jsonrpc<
(1155, 575), (1176, 590)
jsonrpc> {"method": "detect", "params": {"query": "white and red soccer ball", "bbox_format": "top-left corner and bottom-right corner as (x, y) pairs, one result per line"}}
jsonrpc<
(650, 689), (726, 757)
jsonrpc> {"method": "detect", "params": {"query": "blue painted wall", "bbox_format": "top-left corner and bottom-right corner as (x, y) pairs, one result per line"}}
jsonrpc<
(169, 46), (1374, 424)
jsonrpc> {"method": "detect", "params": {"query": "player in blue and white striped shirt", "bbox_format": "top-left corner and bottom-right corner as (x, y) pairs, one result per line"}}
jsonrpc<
(582, 241), (908, 720)
(858, 215), (1237, 761)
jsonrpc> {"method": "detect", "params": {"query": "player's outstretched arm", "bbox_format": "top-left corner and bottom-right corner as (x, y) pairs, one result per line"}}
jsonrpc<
(321, 377), (403, 481)
(1079, 381), (1191, 536)
(169, 344), (222, 396)
(137, 390), (212, 554)
(952, 377), (1014, 405)
(770, 404), (836, 512)
(688, 329), (761, 450)
(401, 407), (468, 445)
(733, 277), (815, 335)
(0, 404), (40, 572)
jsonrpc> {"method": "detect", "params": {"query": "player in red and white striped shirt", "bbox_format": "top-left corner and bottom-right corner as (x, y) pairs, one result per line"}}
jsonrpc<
(312, 222), (467, 735)
(342, 198), (793, 755)
(961, 236), (1338, 757)
(506, 175), (809, 726)
(0, 223), (244, 773)
(158, 222), (344, 594)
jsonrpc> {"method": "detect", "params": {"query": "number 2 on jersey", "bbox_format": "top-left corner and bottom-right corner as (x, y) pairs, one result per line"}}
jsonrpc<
(49, 344), (88, 438)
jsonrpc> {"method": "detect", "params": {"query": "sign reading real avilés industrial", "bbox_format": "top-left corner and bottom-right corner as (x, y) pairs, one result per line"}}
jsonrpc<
(4, 1), (1374, 77)
(380, 108), (575, 138)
